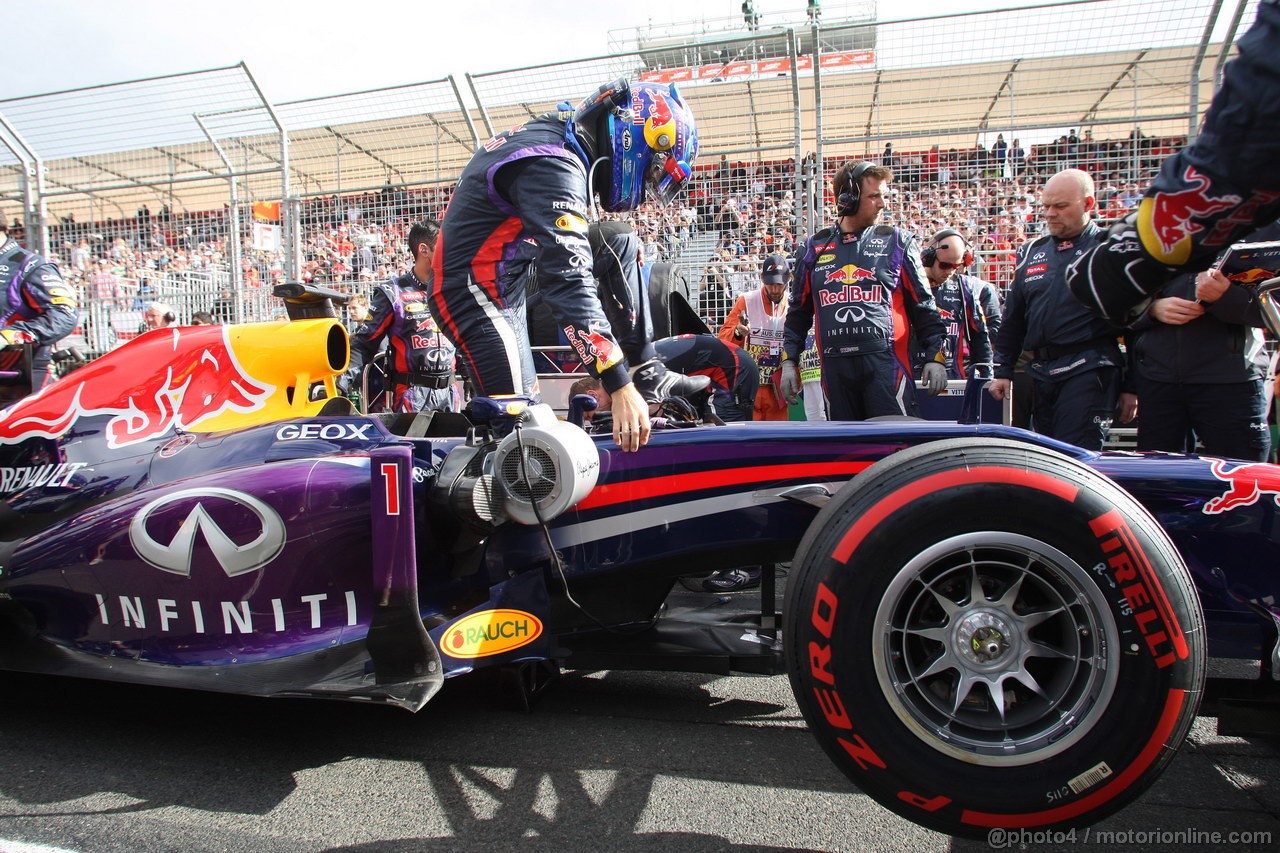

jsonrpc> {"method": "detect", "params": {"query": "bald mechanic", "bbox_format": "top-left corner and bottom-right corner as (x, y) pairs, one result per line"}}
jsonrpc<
(988, 169), (1135, 449)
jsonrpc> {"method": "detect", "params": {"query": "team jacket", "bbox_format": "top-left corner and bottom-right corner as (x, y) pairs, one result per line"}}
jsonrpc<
(432, 115), (630, 395)
(1130, 269), (1270, 384)
(350, 271), (456, 408)
(783, 224), (946, 372)
(994, 222), (1126, 381)
(913, 273), (995, 379)
(0, 239), (78, 347)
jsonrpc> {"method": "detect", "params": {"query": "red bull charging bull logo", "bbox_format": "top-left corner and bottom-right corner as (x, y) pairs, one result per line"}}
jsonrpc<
(0, 326), (275, 449)
(564, 323), (622, 375)
(1203, 458), (1280, 515)
(1138, 165), (1241, 265)
(818, 266), (881, 307)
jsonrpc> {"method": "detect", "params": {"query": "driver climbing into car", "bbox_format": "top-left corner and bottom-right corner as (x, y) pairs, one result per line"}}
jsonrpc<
(431, 78), (709, 452)
(0, 225), (79, 392)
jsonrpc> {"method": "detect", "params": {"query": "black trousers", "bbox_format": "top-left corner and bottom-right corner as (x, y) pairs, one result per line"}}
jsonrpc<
(1136, 377), (1270, 462)
(1031, 367), (1120, 451)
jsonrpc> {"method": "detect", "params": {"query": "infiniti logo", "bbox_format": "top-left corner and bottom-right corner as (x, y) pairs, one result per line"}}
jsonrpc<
(833, 305), (868, 323)
(129, 487), (287, 577)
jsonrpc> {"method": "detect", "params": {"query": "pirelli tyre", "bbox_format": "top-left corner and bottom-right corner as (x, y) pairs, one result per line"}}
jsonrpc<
(783, 438), (1204, 839)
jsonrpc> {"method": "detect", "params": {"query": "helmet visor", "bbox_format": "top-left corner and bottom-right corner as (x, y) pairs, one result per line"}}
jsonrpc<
(646, 152), (693, 207)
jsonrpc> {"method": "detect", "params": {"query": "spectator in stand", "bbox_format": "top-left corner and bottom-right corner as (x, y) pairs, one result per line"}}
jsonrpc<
(992, 134), (1008, 177)
(718, 254), (791, 421)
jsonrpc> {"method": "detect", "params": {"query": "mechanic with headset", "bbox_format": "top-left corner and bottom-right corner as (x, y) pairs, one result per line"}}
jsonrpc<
(988, 169), (1136, 450)
(779, 159), (949, 420)
(0, 226), (78, 391)
(915, 228), (997, 380)
(340, 220), (460, 414)
(717, 254), (790, 420)
(140, 301), (175, 332)
(1068, 0), (1280, 322)
(431, 78), (708, 452)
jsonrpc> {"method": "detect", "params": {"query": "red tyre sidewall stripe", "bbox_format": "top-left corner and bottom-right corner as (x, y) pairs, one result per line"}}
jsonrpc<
(832, 466), (1080, 563)
(959, 688), (1188, 828)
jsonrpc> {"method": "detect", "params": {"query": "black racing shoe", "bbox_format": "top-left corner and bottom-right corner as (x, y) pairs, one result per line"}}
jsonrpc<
(631, 358), (712, 404)
(702, 567), (762, 593)
(1066, 215), (1176, 322)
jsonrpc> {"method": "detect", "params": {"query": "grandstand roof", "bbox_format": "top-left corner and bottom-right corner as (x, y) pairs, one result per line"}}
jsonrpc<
(0, 0), (1246, 223)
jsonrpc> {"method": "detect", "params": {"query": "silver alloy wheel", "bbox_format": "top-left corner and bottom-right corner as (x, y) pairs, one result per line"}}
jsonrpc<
(871, 532), (1119, 766)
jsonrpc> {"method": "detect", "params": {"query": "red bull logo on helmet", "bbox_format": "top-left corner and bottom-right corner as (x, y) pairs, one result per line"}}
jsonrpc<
(0, 326), (275, 449)
(1138, 166), (1241, 265)
(1202, 458), (1280, 515)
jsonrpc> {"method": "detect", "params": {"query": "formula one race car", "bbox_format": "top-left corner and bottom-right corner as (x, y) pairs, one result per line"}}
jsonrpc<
(0, 283), (1275, 840)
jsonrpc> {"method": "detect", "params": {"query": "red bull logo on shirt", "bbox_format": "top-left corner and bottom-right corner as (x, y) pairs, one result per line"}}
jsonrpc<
(818, 266), (882, 307)
(1137, 165), (1241, 265)
(822, 264), (877, 287)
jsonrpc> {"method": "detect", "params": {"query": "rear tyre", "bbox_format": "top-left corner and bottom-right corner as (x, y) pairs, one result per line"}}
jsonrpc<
(784, 438), (1204, 838)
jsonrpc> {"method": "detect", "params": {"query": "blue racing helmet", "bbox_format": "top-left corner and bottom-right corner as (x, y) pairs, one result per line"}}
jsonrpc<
(567, 79), (699, 213)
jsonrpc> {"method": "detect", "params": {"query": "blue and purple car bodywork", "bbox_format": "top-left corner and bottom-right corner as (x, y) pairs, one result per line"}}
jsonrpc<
(0, 290), (1275, 839)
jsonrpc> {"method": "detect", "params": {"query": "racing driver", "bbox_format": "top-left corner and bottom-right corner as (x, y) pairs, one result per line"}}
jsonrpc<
(431, 78), (708, 451)
(1067, 0), (1280, 321)
(0, 225), (79, 391)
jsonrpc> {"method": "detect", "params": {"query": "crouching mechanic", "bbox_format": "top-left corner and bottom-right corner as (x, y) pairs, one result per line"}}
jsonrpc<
(431, 78), (708, 451)
(654, 333), (758, 423)
(0, 228), (79, 391)
(779, 160), (949, 419)
(340, 220), (460, 413)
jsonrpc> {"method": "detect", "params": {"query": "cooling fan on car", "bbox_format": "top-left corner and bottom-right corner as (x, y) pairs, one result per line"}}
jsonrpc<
(491, 404), (600, 524)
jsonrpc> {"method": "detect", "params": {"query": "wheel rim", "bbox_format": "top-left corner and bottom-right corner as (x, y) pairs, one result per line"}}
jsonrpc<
(871, 532), (1119, 766)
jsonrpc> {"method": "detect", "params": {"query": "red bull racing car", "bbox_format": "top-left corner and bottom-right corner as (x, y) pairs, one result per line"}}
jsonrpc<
(0, 283), (1276, 840)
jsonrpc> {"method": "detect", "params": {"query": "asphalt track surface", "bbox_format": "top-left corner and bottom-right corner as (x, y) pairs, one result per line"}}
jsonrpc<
(0, 588), (1277, 852)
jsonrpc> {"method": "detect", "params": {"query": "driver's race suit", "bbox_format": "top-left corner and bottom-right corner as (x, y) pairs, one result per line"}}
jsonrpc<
(783, 224), (946, 419)
(0, 238), (78, 391)
(1068, 0), (1280, 319)
(654, 333), (758, 422)
(348, 271), (459, 413)
(431, 116), (634, 398)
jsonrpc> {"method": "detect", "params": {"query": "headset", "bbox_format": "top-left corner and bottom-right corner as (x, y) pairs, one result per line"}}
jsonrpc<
(145, 301), (176, 325)
(835, 161), (873, 217)
(922, 228), (974, 268)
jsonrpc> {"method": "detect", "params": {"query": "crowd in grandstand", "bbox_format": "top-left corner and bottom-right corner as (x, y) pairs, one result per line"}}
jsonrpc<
(23, 127), (1182, 339)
